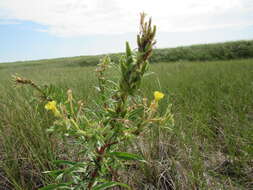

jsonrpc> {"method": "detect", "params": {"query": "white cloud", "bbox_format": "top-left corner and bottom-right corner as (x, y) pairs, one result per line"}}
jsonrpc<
(0, 0), (252, 36)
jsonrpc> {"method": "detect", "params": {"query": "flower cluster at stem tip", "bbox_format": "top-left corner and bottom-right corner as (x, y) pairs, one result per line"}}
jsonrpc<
(45, 101), (60, 117)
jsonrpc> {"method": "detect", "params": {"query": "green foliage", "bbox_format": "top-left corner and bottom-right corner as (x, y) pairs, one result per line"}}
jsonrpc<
(9, 14), (174, 190)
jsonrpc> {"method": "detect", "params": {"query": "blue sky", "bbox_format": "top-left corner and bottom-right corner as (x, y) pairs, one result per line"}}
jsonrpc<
(0, 0), (253, 62)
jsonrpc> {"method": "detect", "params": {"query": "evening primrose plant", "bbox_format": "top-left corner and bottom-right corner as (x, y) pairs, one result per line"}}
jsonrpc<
(13, 13), (174, 190)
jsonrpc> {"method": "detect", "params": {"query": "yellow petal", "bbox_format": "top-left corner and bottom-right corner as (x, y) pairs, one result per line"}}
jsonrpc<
(45, 101), (57, 110)
(154, 91), (164, 101)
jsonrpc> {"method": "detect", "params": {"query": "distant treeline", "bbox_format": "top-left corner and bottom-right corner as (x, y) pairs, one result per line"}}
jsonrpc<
(150, 40), (253, 62)
(1, 40), (253, 69)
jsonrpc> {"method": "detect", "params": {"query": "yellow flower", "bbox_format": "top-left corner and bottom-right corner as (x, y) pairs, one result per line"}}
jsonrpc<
(154, 91), (165, 102)
(45, 101), (56, 110)
(45, 101), (61, 117)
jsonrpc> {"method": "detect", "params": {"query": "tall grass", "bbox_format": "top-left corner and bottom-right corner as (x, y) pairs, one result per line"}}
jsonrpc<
(1, 59), (253, 189)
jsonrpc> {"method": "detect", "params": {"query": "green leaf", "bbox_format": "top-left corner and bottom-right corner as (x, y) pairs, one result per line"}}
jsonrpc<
(126, 42), (132, 58)
(93, 181), (130, 190)
(109, 152), (146, 162)
(43, 169), (64, 177)
(143, 71), (154, 77)
(39, 182), (72, 190)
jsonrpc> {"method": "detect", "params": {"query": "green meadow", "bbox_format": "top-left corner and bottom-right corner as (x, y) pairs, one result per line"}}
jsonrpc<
(0, 42), (253, 189)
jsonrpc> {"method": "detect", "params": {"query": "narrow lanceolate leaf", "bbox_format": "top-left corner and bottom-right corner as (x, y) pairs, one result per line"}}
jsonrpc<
(39, 182), (73, 190)
(93, 181), (131, 190)
(43, 169), (64, 177)
(126, 42), (132, 57)
(109, 152), (146, 162)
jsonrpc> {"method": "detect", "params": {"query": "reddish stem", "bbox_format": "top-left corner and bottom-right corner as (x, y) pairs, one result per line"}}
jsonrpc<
(87, 141), (117, 189)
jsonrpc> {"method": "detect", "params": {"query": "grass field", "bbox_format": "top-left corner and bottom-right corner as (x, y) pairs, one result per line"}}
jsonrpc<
(0, 58), (253, 189)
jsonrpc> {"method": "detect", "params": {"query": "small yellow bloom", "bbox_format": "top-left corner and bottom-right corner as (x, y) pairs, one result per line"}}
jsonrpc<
(154, 91), (165, 102)
(45, 101), (60, 117)
(45, 101), (57, 110)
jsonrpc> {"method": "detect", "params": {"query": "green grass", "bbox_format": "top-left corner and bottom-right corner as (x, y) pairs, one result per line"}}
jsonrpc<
(0, 58), (253, 189)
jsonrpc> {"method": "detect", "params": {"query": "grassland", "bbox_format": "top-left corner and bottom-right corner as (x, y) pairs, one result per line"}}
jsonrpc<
(0, 54), (253, 189)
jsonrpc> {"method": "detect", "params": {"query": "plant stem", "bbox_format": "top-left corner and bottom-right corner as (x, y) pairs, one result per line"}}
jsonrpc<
(87, 142), (117, 189)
